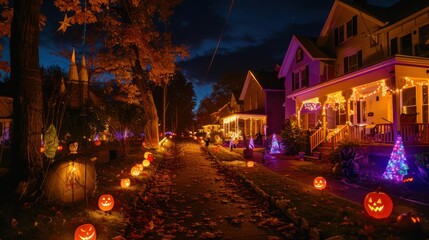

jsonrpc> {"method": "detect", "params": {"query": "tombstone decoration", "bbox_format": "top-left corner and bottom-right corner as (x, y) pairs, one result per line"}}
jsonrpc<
(43, 141), (97, 204)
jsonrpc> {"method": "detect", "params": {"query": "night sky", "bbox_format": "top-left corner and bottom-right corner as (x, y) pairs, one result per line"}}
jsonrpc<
(2, 0), (400, 107)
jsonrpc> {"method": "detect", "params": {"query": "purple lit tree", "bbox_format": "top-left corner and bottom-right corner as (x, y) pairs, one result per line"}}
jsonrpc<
(248, 137), (255, 149)
(383, 135), (409, 181)
(270, 133), (281, 154)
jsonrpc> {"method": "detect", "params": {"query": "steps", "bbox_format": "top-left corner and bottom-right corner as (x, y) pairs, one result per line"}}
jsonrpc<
(317, 141), (335, 161)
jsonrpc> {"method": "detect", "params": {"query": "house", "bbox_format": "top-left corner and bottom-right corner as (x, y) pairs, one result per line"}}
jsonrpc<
(222, 69), (284, 139)
(278, 0), (429, 153)
(0, 96), (12, 145)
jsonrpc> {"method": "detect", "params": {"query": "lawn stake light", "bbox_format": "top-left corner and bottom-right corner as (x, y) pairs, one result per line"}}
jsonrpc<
(98, 194), (114, 211)
(130, 166), (140, 176)
(364, 191), (393, 219)
(120, 178), (130, 188)
(142, 159), (151, 167)
(74, 223), (96, 240)
(313, 176), (327, 190)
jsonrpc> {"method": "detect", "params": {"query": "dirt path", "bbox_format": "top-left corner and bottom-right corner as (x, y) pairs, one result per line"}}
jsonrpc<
(125, 141), (297, 239)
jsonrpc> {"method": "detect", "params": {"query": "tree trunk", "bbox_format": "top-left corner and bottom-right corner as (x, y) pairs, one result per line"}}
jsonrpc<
(10, 0), (43, 187)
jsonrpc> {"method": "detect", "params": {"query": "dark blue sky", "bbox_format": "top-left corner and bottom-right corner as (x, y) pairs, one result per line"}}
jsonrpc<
(2, 0), (399, 106)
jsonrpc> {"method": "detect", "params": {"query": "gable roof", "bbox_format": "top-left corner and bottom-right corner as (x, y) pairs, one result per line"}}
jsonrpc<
(239, 70), (283, 100)
(278, 35), (335, 78)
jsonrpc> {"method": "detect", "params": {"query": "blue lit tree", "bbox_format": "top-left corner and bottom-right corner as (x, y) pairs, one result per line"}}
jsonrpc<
(383, 136), (409, 181)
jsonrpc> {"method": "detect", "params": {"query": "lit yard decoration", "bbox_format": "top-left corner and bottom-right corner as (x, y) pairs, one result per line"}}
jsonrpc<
(270, 133), (282, 154)
(364, 191), (393, 219)
(144, 151), (152, 159)
(142, 159), (151, 167)
(402, 174), (414, 183)
(120, 178), (130, 188)
(135, 163), (144, 171)
(43, 161), (97, 204)
(383, 136), (409, 181)
(313, 176), (327, 190)
(94, 140), (101, 146)
(74, 223), (96, 240)
(395, 211), (422, 233)
(248, 137), (255, 149)
(246, 161), (254, 168)
(98, 194), (114, 211)
(130, 166), (141, 176)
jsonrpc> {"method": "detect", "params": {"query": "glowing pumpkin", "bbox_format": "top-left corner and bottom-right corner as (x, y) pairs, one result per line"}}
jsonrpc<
(395, 211), (422, 232)
(135, 163), (144, 171)
(94, 140), (101, 146)
(142, 159), (151, 167)
(144, 152), (152, 159)
(402, 175), (414, 183)
(246, 161), (254, 168)
(74, 223), (96, 240)
(130, 166), (140, 176)
(120, 178), (130, 188)
(364, 191), (393, 219)
(98, 194), (114, 211)
(313, 176), (327, 190)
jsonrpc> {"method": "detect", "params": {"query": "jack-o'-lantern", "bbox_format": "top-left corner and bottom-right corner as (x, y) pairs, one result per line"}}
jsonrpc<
(364, 191), (393, 219)
(57, 145), (63, 151)
(135, 163), (144, 171)
(313, 176), (327, 190)
(98, 194), (114, 211)
(246, 161), (254, 168)
(142, 159), (151, 167)
(94, 140), (101, 146)
(74, 223), (96, 240)
(120, 178), (130, 188)
(402, 175), (414, 183)
(130, 166), (140, 176)
(395, 211), (422, 232)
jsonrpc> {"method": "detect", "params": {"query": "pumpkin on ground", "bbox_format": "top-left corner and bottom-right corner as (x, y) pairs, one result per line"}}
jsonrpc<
(98, 194), (114, 211)
(313, 176), (327, 190)
(363, 191), (393, 219)
(74, 223), (96, 240)
(130, 166), (140, 176)
(120, 178), (130, 188)
(395, 211), (422, 232)
(246, 161), (254, 168)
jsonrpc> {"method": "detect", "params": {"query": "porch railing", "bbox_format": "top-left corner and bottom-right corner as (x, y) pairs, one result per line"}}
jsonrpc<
(349, 123), (429, 144)
(309, 128), (325, 152)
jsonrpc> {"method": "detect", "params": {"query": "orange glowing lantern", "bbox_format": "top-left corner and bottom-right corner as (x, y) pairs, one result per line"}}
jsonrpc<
(130, 166), (140, 176)
(142, 159), (150, 167)
(313, 176), (327, 190)
(98, 194), (114, 211)
(364, 191), (393, 219)
(246, 161), (254, 168)
(94, 140), (101, 146)
(40, 146), (45, 153)
(120, 178), (130, 188)
(144, 151), (152, 159)
(135, 163), (144, 171)
(74, 223), (96, 240)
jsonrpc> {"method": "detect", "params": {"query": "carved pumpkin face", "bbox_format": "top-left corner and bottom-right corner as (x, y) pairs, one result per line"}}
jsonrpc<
(98, 194), (114, 211)
(313, 176), (327, 190)
(364, 191), (393, 219)
(247, 161), (254, 168)
(395, 211), (422, 232)
(74, 223), (96, 240)
(120, 178), (130, 188)
(402, 175), (414, 183)
(131, 166), (140, 176)
(142, 160), (151, 167)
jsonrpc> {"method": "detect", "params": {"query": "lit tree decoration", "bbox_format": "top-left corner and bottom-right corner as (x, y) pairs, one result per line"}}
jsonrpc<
(248, 137), (254, 149)
(270, 133), (282, 154)
(383, 136), (409, 181)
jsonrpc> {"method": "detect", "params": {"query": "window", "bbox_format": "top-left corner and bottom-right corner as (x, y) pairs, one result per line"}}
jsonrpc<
(390, 37), (398, 55)
(346, 15), (357, 39)
(307, 113), (317, 129)
(292, 72), (299, 91)
(296, 47), (303, 62)
(335, 103), (347, 125)
(418, 24), (429, 55)
(291, 65), (309, 91)
(344, 50), (362, 73)
(423, 85), (428, 123)
(400, 34), (412, 55)
(301, 65), (309, 87)
(356, 100), (367, 124)
(334, 25), (345, 46)
(402, 87), (417, 114)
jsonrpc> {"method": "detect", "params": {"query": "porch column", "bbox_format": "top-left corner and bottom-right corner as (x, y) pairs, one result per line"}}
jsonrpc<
(296, 100), (303, 128)
(342, 89), (353, 137)
(250, 118), (253, 137)
(319, 96), (328, 138)
(390, 76), (406, 139)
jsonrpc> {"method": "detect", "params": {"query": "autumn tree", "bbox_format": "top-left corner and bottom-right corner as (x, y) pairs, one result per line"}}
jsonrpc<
(53, 0), (188, 148)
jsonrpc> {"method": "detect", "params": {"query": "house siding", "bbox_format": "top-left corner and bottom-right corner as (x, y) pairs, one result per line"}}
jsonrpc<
(265, 90), (285, 135)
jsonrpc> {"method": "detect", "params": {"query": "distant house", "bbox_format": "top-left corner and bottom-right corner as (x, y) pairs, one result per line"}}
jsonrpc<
(0, 96), (12, 145)
(222, 69), (284, 138)
(278, 0), (429, 152)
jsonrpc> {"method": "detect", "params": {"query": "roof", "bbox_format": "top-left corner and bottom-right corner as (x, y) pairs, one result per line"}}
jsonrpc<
(294, 36), (333, 59)
(250, 70), (284, 90)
